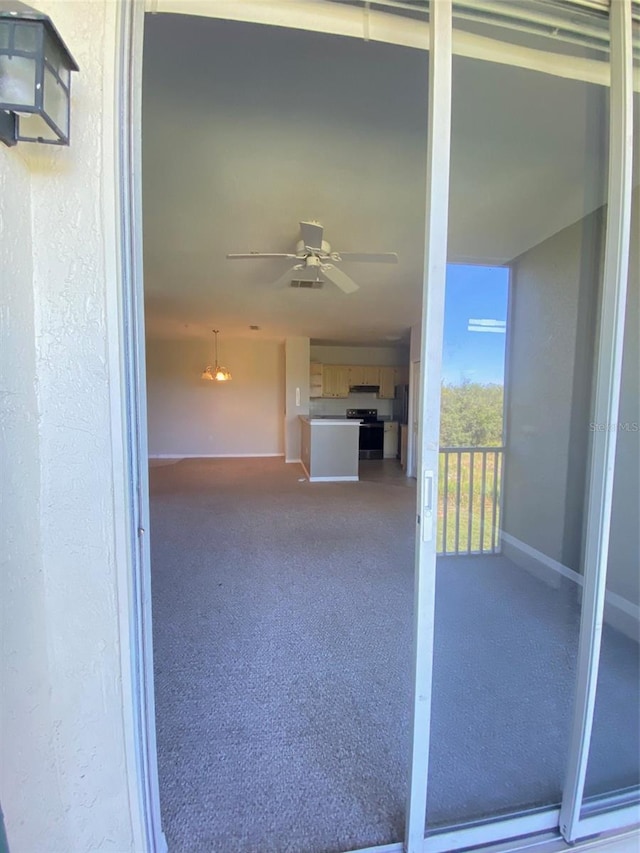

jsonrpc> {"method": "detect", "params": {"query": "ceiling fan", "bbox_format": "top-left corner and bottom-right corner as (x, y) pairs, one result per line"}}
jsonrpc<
(226, 221), (398, 294)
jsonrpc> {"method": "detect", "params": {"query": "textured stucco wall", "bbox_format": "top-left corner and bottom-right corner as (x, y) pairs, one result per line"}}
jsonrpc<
(0, 2), (142, 851)
(0, 126), (70, 852)
(146, 336), (286, 456)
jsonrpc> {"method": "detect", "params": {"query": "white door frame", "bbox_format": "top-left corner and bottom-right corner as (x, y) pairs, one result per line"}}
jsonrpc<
(405, 1), (453, 851)
(408, 359), (421, 479)
(115, 1), (166, 850)
(115, 2), (637, 852)
(559, 0), (635, 841)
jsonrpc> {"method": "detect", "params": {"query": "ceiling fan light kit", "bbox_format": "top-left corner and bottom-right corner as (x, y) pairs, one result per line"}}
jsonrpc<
(226, 221), (398, 294)
(201, 329), (231, 382)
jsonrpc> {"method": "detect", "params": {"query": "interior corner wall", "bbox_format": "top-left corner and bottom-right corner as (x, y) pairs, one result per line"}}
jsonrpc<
(501, 209), (604, 573)
(146, 336), (285, 457)
(1, 2), (142, 852)
(284, 337), (310, 462)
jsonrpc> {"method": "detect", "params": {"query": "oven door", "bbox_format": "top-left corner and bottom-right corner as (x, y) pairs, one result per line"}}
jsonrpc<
(358, 422), (384, 460)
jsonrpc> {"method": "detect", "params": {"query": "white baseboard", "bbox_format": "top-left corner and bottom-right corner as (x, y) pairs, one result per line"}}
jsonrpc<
(309, 475), (359, 482)
(285, 458), (302, 464)
(501, 532), (578, 588)
(148, 453), (285, 459)
(501, 532), (639, 641)
(298, 460), (357, 483)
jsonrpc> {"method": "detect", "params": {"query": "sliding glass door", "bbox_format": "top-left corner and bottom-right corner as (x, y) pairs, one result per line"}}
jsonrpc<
(126, 3), (636, 852)
(569, 4), (639, 838)
(436, 0), (612, 829)
(408, 1), (637, 851)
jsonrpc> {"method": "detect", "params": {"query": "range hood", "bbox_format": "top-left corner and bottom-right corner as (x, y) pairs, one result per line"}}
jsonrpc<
(350, 384), (380, 393)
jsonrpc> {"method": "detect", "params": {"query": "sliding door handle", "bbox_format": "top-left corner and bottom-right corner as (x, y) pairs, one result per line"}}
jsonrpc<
(422, 470), (434, 542)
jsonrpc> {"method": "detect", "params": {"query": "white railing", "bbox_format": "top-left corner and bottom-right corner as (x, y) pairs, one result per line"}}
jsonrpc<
(438, 446), (504, 556)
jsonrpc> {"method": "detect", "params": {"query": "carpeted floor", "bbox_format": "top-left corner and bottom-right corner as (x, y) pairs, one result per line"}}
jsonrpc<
(149, 457), (639, 853)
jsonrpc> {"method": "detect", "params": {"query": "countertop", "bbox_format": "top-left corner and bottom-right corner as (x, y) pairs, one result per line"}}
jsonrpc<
(298, 415), (362, 425)
(302, 415), (398, 423)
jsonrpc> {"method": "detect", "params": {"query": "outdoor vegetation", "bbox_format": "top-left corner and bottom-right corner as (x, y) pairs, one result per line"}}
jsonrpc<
(439, 381), (504, 447)
(438, 382), (504, 554)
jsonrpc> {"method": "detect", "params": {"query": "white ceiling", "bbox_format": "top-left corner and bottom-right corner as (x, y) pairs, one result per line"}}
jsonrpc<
(142, 13), (613, 344)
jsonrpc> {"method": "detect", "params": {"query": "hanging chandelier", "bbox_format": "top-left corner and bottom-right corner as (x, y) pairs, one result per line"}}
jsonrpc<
(201, 329), (231, 382)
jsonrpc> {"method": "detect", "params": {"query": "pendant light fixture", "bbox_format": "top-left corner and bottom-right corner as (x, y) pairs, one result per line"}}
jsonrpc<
(201, 329), (231, 382)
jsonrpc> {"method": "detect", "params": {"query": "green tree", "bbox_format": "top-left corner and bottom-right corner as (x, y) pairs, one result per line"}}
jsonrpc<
(439, 382), (504, 447)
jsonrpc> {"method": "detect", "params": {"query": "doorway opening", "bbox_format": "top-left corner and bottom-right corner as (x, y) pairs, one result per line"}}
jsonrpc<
(142, 11), (427, 853)
(132, 3), (638, 852)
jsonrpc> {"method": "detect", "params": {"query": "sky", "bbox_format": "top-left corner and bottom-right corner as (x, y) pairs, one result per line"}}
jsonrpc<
(442, 264), (509, 386)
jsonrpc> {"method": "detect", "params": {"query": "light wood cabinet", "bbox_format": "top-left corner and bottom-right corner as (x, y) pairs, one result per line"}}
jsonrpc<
(346, 364), (379, 388)
(322, 365), (350, 398)
(378, 366), (396, 399)
(362, 365), (380, 385)
(310, 362), (323, 398)
(312, 361), (409, 398)
(347, 365), (365, 386)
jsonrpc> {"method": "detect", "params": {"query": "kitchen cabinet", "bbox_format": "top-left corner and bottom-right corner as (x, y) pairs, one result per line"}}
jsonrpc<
(383, 421), (399, 458)
(322, 365), (350, 398)
(362, 365), (380, 385)
(310, 362), (323, 398)
(347, 365), (365, 386)
(378, 366), (396, 399)
(311, 361), (410, 398)
(347, 365), (380, 387)
(299, 416), (361, 481)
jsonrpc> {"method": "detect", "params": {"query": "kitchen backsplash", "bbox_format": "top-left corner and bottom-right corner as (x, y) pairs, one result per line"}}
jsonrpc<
(309, 393), (394, 418)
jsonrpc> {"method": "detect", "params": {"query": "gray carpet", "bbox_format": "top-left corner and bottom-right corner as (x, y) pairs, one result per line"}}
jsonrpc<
(149, 457), (639, 853)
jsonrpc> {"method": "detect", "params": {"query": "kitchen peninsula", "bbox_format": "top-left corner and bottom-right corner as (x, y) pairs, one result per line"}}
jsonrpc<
(299, 416), (361, 482)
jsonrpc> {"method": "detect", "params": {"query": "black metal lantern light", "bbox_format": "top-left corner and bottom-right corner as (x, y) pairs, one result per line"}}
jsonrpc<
(0, 1), (78, 147)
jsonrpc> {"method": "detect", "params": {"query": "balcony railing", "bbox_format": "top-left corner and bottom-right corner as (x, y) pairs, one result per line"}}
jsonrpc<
(437, 447), (504, 556)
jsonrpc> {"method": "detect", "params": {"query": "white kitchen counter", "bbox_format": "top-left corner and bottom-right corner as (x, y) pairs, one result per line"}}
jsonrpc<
(298, 416), (361, 481)
(299, 416), (361, 425)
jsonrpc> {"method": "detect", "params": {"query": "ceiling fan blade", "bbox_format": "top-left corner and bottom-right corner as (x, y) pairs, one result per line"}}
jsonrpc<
(227, 253), (298, 260)
(271, 264), (305, 289)
(299, 221), (324, 251)
(320, 264), (359, 294)
(335, 252), (398, 264)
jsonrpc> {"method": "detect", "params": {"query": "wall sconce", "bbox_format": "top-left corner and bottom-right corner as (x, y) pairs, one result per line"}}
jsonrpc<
(201, 330), (232, 382)
(0, 1), (78, 147)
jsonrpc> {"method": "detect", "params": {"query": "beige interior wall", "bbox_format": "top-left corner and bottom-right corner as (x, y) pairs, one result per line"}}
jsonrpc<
(146, 336), (286, 457)
(310, 344), (409, 365)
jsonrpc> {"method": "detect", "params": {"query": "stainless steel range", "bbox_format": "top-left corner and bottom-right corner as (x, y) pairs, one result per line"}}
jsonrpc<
(346, 408), (384, 460)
